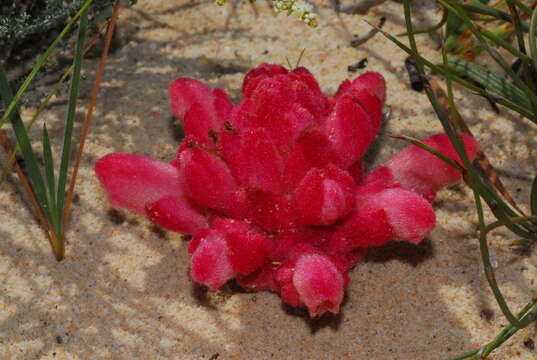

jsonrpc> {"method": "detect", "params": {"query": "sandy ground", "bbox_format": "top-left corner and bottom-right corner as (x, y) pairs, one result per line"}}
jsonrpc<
(1, 0), (536, 359)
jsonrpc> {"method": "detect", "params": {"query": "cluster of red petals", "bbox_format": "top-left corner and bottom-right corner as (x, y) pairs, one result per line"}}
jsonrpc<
(95, 64), (478, 317)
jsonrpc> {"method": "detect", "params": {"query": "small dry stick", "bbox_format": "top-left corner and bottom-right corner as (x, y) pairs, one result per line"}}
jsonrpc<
(351, 16), (385, 48)
(62, 0), (121, 232)
(339, 0), (387, 14)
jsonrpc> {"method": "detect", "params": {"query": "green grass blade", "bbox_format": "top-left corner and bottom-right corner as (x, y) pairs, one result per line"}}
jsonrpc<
(0, 0), (93, 130)
(389, 134), (463, 171)
(510, 0), (531, 16)
(506, 0), (536, 94)
(480, 216), (537, 328)
(439, 0), (534, 99)
(460, 1), (515, 24)
(402, 0), (533, 235)
(56, 4), (89, 223)
(444, 2), (467, 54)
(42, 125), (57, 213)
(0, 65), (51, 220)
(446, 56), (532, 111)
(479, 26), (529, 61)
(0, 23), (105, 186)
(442, 0), (537, 112)
(398, 9), (448, 36)
(530, 6), (537, 74)
(448, 300), (537, 359)
(42, 124), (62, 236)
(0, 66), (72, 186)
(366, 18), (535, 120)
(531, 174), (537, 215)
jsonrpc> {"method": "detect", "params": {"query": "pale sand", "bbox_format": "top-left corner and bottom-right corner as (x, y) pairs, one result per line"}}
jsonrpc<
(1, 1), (536, 359)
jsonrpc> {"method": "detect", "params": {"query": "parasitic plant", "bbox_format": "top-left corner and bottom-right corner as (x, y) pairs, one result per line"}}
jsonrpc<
(96, 64), (477, 316)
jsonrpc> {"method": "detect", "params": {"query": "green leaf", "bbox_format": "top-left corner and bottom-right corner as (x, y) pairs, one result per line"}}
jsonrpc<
(42, 123), (63, 237)
(438, 0), (537, 109)
(446, 56), (531, 111)
(0, 65), (51, 221)
(529, 6), (537, 75)
(56, 4), (89, 223)
(531, 173), (537, 215)
(42, 124), (57, 214)
(0, 60), (74, 186)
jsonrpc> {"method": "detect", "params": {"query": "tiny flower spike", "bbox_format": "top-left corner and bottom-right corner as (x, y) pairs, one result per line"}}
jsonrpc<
(95, 64), (479, 317)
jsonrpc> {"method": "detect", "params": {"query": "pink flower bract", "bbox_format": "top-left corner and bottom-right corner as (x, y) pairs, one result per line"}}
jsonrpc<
(95, 64), (478, 317)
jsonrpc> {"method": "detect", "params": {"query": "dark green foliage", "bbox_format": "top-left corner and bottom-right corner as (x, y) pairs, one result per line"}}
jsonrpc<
(1, 1), (98, 62)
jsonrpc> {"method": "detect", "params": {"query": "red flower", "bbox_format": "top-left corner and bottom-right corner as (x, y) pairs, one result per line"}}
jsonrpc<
(96, 64), (478, 317)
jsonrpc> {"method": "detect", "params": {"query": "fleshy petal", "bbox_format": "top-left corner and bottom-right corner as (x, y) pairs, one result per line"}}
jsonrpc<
(332, 72), (386, 105)
(325, 96), (374, 168)
(179, 146), (237, 211)
(293, 254), (345, 317)
(384, 134), (478, 200)
(242, 189), (296, 231)
(349, 72), (386, 104)
(170, 80), (232, 145)
(289, 68), (331, 119)
(146, 196), (207, 234)
(190, 229), (234, 290)
(213, 218), (273, 275)
(284, 127), (336, 190)
(372, 188), (436, 244)
(95, 153), (182, 214)
(169, 78), (213, 119)
(237, 263), (279, 291)
(294, 166), (355, 226)
(348, 160), (365, 184)
(221, 128), (283, 193)
(242, 63), (289, 98)
(346, 88), (383, 136)
(329, 202), (394, 252)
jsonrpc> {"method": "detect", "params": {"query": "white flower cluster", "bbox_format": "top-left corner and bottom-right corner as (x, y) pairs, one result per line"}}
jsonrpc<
(273, 0), (318, 27)
(214, 0), (318, 28)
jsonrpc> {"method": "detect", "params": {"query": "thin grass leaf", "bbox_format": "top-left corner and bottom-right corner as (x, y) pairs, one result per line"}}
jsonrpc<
(479, 26), (529, 61)
(438, 0), (537, 111)
(506, 0), (536, 94)
(0, 66), (51, 221)
(0, 21), (109, 186)
(375, 29), (537, 236)
(63, 0), (122, 231)
(530, 6), (537, 74)
(368, 19), (536, 120)
(460, 0), (516, 24)
(447, 56), (532, 111)
(448, 300), (537, 359)
(397, 8), (448, 36)
(444, 4), (467, 54)
(408, 0), (537, 333)
(403, 0), (467, 163)
(479, 215), (537, 328)
(42, 124), (58, 233)
(0, 0), (93, 130)
(510, 0), (532, 16)
(531, 174), (537, 214)
(404, 2), (530, 237)
(388, 134), (463, 171)
(56, 4), (89, 226)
